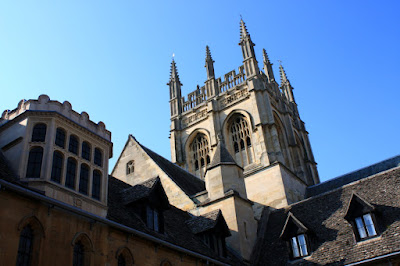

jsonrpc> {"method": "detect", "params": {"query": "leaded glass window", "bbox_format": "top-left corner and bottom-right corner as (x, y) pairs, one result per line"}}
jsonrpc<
(31, 123), (46, 142)
(65, 158), (77, 189)
(92, 170), (101, 200)
(50, 151), (64, 183)
(229, 116), (254, 167)
(81, 142), (91, 161)
(94, 148), (102, 167)
(26, 147), (43, 178)
(290, 234), (308, 258)
(355, 213), (377, 240)
(79, 164), (89, 195)
(189, 134), (210, 179)
(69, 135), (79, 155)
(55, 128), (66, 148)
(16, 225), (34, 266)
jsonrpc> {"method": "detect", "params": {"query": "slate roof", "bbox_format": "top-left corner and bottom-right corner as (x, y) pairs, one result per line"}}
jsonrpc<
(136, 138), (206, 196)
(120, 177), (159, 204)
(0, 152), (17, 182)
(252, 166), (400, 265)
(307, 155), (400, 197)
(186, 210), (222, 234)
(207, 139), (240, 170)
(107, 176), (243, 265)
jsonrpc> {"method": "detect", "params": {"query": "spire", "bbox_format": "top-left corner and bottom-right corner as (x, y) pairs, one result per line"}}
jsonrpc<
(208, 134), (238, 169)
(279, 63), (295, 103)
(240, 19), (249, 41)
(205, 45), (215, 79)
(169, 58), (182, 85)
(279, 63), (288, 85)
(263, 49), (275, 83)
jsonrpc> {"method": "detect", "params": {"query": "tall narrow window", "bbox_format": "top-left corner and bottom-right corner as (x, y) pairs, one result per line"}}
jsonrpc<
(229, 115), (254, 167)
(69, 135), (79, 155)
(94, 148), (102, 167)
(31, 123), (46, 142)
(26, 147), (43, 178)
(146, 206), (162, 233)
(290, 234), (308, 258)
(355, 213), (377, 240)
(16, 225), (34, 266)
(189, 134), (210, 179)
(50, 151), (64, 183)
(65, 158), (77, 189)
(117, 254), (126, 266)
(79, 164), (89, 195)
(92, 170), (101, 200)
(73, 241), (84, 266)
(55, 128), (66, 148)
(126, 161), (134, 175)
(81, 142), (91, 161)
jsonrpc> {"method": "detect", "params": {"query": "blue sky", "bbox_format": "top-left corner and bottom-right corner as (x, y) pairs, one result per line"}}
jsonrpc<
(0, 1), (399, 182)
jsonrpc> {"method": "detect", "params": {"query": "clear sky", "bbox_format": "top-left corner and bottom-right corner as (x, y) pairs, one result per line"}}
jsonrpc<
(0, 1), (399, 182)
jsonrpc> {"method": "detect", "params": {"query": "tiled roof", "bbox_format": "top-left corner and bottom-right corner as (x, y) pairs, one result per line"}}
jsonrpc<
(0, 152), (17, 182)
(207, 139), (239, 170)
(186, 209), (222, 234)
(307, 155), (400, 197)
(120, 177), (159, 204)
(136, 139), (206, 196)
(252, 166), (400, 265)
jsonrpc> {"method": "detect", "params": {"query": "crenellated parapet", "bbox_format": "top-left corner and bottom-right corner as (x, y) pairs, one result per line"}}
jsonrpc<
(0, 94), (111, 141)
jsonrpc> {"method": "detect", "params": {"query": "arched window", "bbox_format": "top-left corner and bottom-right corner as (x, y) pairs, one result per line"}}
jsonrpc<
(31, 123), (46, 142)
(69, 135), (79, 155)
(229, 115), (254, 167)
(116, 247), (134, 266)
(126, 161), (134, 175)
(79, 164), (89, 195)
(189, 134), (210, 179)
(26, 147), (43, 178)
(51, 151), (64, 183)
(73, 241), (85, 266)
(55, 128), (66, 148)
(81, 142), (91, 161)
(92, 170), (101, 200)
(16, 225), (34, 266)
(94, 148), (102, 167)
(66, 158), (77, 189)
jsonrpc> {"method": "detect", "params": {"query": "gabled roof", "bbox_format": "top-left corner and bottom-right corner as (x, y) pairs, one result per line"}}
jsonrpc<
(207, 138), (240, 171)
(344, 192), (375, 220)
(279, 212), (308, 240)
(186, 210), (231, 237)
(252, 166), (400, 265)
(132, 136), (206, 196)
(120, 177), (170, 210)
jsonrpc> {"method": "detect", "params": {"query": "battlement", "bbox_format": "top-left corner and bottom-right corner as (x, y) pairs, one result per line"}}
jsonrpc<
(181, 65), (246, 113)
(0, 94), (111, 141)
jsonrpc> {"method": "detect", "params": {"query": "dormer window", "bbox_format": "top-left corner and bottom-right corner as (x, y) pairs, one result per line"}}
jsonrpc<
(146, 205), (162, 233)
(355, 213), (377, 239)
(344, 192), (379, 241)
(290, 234), (308, 258)
(280, 212), (311, 259)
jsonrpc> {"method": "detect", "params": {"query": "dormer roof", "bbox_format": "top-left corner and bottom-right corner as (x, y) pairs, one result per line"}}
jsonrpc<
(186, 210), (231, 237)
(344, 192), (375, 220)
(280, 212), (309, 240)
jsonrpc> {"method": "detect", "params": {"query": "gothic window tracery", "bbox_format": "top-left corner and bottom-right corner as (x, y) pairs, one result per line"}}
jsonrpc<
(189, 133), (210, 179)
(126, 160), (134, 175)
(229, 115), (254, 167)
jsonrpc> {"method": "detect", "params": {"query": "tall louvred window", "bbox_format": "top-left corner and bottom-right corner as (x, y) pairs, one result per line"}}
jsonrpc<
(189, 134), (210, 179)
(26, 147), (43, 178)
(16, 225), (34, 266)
(81, 142), (91, 161)
(229, 115), (254, 167)
(94, 148), (102, 167)
(50, 151), (64, 183)
(31, 123), (47, 142)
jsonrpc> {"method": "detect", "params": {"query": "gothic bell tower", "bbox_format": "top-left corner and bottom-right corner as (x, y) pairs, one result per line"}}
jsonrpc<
(169, 19), (319, 217)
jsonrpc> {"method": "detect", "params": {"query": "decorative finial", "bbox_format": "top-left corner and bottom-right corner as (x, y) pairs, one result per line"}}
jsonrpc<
(205, 45), (213, 61)
(279, 61), (288, 84)
(263, 49), (271, 64)
(240, 18), (249, 40)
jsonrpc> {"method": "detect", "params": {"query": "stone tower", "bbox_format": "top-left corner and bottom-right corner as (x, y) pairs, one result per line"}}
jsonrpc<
(169, 19), (319, 217)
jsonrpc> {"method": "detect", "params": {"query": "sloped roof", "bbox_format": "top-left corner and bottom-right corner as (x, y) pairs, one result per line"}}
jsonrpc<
(252, 166), (400, 265)
(135, 138), (206, 196)
(207, 139), (240, 171)
(120, 177), (159, 204)
(186, 210), (225, 234)
(307, 155), (400, 197)
(0, 152), (17, 182)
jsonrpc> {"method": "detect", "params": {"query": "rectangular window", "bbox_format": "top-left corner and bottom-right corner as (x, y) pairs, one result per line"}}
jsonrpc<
(291, 234), (308, 258)
(355, 213), (377, 239)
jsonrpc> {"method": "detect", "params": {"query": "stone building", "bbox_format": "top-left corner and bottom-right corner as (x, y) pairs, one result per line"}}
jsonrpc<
(1, 19), (400, 266)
